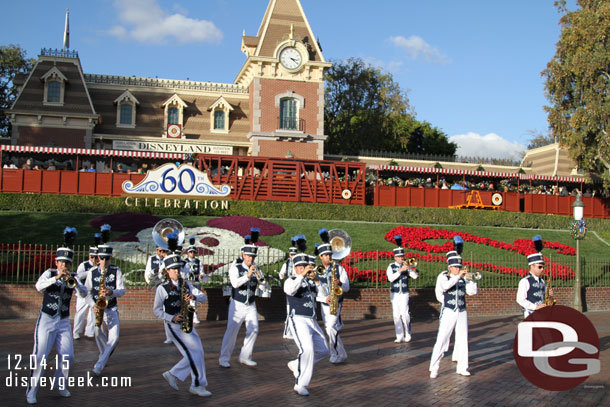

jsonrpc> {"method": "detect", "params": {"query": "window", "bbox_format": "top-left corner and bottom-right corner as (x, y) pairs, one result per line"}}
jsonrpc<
(114, 90), (139, 128)
(214, 110), (225, 130)
(47, 81), (61, 102)
(208, 96), (233, 133)
(119, 104), (133, 125)
(280, 98), (297, 130)
(41, 67), (68, 105)
(168, 107), (179, 125)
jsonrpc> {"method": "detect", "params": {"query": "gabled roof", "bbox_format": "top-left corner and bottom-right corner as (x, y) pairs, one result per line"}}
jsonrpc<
(208, 96), (234, 111)
(162, 93), (187, 108)
(41, 66), (68, 82)
(114, 90), (139, 105)
(249, 0), (325, 62)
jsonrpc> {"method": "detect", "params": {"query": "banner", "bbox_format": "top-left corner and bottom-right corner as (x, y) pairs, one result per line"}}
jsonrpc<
(122, 163), (230, 197)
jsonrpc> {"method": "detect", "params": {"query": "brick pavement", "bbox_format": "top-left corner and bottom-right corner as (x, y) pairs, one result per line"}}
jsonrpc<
(0, 313), (608, 407)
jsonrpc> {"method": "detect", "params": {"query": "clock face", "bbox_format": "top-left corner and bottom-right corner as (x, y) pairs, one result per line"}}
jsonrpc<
(279, 47), (302, 70)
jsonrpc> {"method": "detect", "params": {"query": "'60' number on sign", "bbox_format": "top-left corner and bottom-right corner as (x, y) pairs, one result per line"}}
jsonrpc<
(160, 167), (196, 193)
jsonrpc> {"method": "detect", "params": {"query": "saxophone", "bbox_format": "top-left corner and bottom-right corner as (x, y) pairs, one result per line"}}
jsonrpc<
(180, 278), (195, 333)
(329, 262), (343, 316)
(544, 274), (556, 306)
(95, 268), (108, 327)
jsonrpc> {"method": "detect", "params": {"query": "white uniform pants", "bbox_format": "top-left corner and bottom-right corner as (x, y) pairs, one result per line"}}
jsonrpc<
(320, 302), (347, 361)
(429, 308), (469, 373)
(219, 299), (258, 363)
(283, 303), (293, 339)
(288, 315), (329, 387)
(390, 292), (411, 340)
(166, 322), (207, 387)
(26, 314), (73, 400)
(94, 308), (120, 372)
(73, 295), (94, 337)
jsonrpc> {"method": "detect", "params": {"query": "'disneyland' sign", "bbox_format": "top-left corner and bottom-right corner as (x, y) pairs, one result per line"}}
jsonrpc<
(122, 163), (231, 197)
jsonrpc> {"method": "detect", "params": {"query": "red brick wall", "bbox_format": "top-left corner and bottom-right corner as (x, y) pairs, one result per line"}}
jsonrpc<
(258, 140), (318, 160)
(2, 285), (608, 321)
(257, 78), (320, 134)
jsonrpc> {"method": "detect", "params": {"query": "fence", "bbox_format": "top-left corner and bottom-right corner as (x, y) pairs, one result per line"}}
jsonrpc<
(2, 243), (608, 289)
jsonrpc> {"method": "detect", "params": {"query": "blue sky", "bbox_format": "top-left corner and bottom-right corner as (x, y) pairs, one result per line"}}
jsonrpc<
(1, 0), (577, 160)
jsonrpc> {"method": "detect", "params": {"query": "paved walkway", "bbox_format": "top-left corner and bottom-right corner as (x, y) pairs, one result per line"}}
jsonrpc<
(0, 313), (608, 406)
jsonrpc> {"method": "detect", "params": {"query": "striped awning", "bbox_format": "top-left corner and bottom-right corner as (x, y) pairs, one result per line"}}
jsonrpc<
(0, 145), (185, 159)
(375, 165), (586, 183)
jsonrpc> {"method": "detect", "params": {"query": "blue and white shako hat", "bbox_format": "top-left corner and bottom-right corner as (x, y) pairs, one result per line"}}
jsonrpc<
(308, 255), (317, 266)
(241, 228), (260, 257)
(163, 254), (183, 269)
(317, 228), (332, 256)
(289, 236), (298, 255)
(187, 237), (197, 253)
(293, 254), (309, 267)
(292, 234), (308, 267)
(90, 232), (101, 256)
(393, 235), (405, 257)
(527, 235), (545, 266)
(446, 236), (464, 268)
(97, 224), (113, 258)
(56, 227), (77, 262)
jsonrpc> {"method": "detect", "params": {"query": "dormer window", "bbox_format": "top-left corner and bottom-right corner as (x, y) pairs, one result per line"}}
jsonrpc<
(41, 67), (68, 105)
(162, 94), (187, 138)
(209, 96), (233, 134)
(114, 90), (139, 128)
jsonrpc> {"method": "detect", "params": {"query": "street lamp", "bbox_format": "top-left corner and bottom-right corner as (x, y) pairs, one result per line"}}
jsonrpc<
(571, 193), (586, 312)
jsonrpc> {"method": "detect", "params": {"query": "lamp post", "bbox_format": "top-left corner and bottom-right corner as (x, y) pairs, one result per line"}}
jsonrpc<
(571, 193), (585, 312)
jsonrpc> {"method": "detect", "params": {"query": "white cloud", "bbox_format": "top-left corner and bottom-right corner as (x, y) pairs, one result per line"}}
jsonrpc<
(388, 35), (450, 64)
(110, 0), (223, 44)
(449, 132), (526, 160)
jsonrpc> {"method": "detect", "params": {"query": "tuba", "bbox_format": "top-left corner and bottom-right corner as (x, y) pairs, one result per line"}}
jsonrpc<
(148, 219), (185, 286)
(95, 268), (108, 327)
(152, 218), (185, 251)
(327, 229), (351, 315)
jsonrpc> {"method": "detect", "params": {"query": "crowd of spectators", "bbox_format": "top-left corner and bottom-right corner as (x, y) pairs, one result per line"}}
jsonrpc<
(366, 173), (608, 198)
(3, 156), (156, 175)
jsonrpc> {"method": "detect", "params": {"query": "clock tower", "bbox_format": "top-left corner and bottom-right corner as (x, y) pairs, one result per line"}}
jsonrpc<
(236, 0), (331, 160)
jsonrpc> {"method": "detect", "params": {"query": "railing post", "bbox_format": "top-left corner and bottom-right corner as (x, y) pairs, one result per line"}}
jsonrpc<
(16, 241), (21, 283)
(376, 250), (379, 289)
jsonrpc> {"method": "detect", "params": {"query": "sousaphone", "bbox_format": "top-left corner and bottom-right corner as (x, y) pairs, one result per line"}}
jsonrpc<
(152, 218), (185, 250)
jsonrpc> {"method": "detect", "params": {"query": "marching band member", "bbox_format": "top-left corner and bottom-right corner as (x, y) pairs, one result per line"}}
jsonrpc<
(317, 228), (350, 364)
(86, 226), (125, 376)
(146, 244), (171, 343)
(280, 237), (298, 339)
(285, 252), (329, 396)
(279, 239), (297, 280)
(155, 253), (211, 397)
(183, 238), (207, 324)
(386, 235), (418, 343)
(72, 233), (100, 339)
(429, 236), (477, 378)
(516, 235), (552, 318)
(26, 227), (87, 405)
(219, 228), (269, 367)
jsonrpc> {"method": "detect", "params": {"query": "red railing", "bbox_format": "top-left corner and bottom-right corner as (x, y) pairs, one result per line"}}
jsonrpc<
(0, 169), (145, 197)
(373, 185), (610, 219)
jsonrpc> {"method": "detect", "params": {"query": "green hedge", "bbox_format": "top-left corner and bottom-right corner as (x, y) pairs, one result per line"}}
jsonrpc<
(1, 192), (609, 231)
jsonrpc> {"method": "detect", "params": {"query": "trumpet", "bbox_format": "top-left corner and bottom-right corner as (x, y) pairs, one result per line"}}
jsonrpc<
(61, 273), (77, 289)
(249, 264), (264, 282)
(408, 257), (418, 268)
(461, 266), (482, 281)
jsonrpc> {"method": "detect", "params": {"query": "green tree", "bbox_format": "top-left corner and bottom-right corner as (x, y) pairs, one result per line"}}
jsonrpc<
(526, 129), (556, 149)
(324, 57), (456, 157)
(542, 0), (610, 185)
(0, 45), (34, 137)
